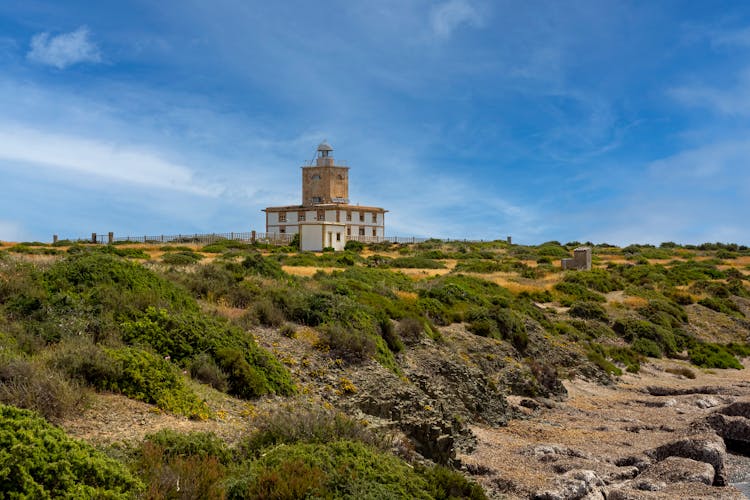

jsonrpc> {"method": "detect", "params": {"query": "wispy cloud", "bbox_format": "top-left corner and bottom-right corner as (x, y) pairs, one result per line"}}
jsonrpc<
(669, 68), (750, 117)
(0, 123), (219, 196)
(429, 0), (482, 39)
(27, 26), (101, 69)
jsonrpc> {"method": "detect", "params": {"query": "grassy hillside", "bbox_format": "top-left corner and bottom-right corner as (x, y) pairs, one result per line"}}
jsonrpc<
(0, 238), (748, 497)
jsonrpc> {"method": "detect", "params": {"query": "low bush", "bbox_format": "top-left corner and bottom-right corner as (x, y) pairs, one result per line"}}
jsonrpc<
(553, 281), (606, 305)
(344, 240), (365, 252)
(420, 464), (487, 500)
(569, 301), (608, 321)
(665, 366), (697, 379)
(607, 346), (642, 373)
(161, 251), (203, 265)
(238, 404), (385, 458)
(133, 435), (227, 500)
(0, 357), (85, 421)
(689, 343), (743, 369)
(586, 343), (622, 376)
(698, 297), (744, 317)
(280, 323), (297, 338)
(316, 324), (376, 363)
(229, 440), (441, 500)
(386, 257), (446, 269)
(379, 317), (404, 353)
(0, 404), (141, 497)
(189, 353), (229, 392)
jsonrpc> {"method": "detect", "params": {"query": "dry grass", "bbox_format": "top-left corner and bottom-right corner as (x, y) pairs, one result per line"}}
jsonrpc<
(282, 266), (336, 277)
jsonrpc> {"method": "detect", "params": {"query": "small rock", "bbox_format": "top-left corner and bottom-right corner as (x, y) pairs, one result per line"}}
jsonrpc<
(520, 398), (541, 410)
(695, 397), (721, 409)
(634, 479), (666, 491)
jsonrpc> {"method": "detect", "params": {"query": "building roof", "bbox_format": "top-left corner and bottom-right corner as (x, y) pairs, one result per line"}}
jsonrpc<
(263, 203), (388, 212)
(317, 141), (333, 152)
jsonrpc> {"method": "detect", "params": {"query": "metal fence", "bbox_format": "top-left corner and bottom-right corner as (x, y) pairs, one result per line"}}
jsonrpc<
(59, 232), (492, 246)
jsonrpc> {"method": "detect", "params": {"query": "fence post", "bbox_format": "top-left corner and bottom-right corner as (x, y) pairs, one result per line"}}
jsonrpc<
(108, 232), (114, 244)
(91, 233), (97, 244)
(507, 236), (512, 244)
(251, 230), (256, 243)
(52, 234), (58, 244)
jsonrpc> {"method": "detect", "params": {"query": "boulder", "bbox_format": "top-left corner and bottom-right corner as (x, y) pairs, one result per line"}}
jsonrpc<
(639, 456), (715, 486)
(645, 434), (727, 486)
(532, 469), (604, 500)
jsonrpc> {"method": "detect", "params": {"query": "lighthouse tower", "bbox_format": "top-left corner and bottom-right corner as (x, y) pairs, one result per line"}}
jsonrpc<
(301, 141), (350, 205)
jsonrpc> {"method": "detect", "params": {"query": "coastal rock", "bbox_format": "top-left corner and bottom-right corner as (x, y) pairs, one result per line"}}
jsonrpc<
(645, 434), (727, 486)
(532, 469), (604, 500)
(638, 456), (715, 485)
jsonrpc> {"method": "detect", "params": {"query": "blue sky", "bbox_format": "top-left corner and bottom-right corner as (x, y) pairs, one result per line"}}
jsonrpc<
(1, 1), (749, 245)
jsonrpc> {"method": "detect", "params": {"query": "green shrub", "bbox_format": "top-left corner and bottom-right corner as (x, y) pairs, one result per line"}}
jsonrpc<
(0, 404), (141, 497)
(228, 440), (433, 500)
(241, 253), (285, 279)
(613, 318), (679, 357)
(726, 342), (750, 358)
(120, 307), (294, 398)
(215, 348), (271, 399)
(494, 308), (528, 351)
(569, 301), (608, 321)
(252, 299), (285, 327)
(344, 240), (365, 252)
(420, 464), (487, 500)
(238, 405), (384, 457)
(104, 347), (210, 419)
(689, 343), (743, 369)
(200, 239), (254, 253)
(607, 346), (643, 373)
(586, 343), (622, 376)
(379, 317), (403, 353)
(553, 281), (606, 305)
(189, 353), (229, 392)
(317, 324), (376, 363)
(161, 251), (203, 265)
(698, 297), (744, 317)
(562, 269), (623, 293)
(452, 259), (506, 273)
(387, 257), (446, 269)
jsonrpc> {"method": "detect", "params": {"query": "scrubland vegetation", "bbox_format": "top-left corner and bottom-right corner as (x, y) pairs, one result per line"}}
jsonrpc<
(0, 237), (748, 497)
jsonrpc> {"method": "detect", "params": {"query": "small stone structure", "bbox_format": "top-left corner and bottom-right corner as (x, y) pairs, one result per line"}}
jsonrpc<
(561, 247), (592, 271)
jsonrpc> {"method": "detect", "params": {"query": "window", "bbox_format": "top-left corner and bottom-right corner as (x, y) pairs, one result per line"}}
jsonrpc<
(359, 212), (365, 222)
(371, 213), (377, 223)
(311, 174), (321, 180)
(338, 174), (345, 180)
(359, 227), (365, 236)
(312, 197), (322, 203)
(298, 211), (305, 221)
(278, 212), (287, 222)
(279, 227), (286, 234)
(336, 233), (341, 242)
(346, 211), (352, 222)
(336, 211), (340, 223)
(317, 209), (325, 221)
(347, 227), (351, 236)
(372, 228), (377, 237)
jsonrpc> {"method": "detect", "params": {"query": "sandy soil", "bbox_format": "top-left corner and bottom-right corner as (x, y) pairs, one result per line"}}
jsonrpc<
(460, 358), (750, 498)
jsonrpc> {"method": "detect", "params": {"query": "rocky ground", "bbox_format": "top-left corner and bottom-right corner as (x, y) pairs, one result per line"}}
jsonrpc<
(460, 358), (750, 499)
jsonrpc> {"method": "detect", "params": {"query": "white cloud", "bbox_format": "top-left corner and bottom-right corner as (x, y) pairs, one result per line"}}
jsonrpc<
(27, 26), (101, 69)
(430, 0), (482, 39)
(0, 123), (220, 196)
